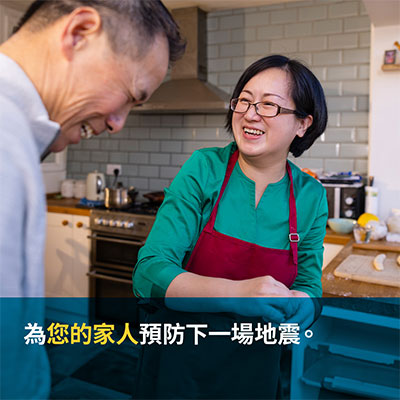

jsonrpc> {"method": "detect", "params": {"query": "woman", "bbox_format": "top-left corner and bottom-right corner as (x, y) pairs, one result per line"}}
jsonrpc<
(133, 55), (328, 399)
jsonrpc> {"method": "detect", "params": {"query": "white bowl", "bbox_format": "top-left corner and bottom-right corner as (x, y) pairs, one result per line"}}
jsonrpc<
(328, 218), (356, 234)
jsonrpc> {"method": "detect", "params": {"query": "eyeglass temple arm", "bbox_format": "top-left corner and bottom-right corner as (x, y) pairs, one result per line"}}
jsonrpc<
(279, 106), (297, 114)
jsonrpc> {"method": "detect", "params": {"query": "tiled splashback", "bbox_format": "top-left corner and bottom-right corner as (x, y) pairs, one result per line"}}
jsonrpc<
(67, 0), (370, 195)
(67, 114), (231, 195)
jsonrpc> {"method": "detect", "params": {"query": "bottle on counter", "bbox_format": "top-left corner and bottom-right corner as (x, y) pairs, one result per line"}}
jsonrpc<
(365, 186), (379, 215)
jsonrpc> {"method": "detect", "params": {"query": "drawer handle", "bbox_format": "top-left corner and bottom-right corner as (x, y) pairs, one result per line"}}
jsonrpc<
(62, 220), (69, 226)
(87, 271), (133, 285)
(76, 222), (83, 228)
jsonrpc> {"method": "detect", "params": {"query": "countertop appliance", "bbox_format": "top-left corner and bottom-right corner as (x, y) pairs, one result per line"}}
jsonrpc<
(86, 171), (105, 201)
(322, 182), (365, 220)
(87, 203), (158, 323)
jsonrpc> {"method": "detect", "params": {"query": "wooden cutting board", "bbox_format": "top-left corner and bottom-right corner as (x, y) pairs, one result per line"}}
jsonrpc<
(352, 240), (400, 252)
(334, 254), (400, 287)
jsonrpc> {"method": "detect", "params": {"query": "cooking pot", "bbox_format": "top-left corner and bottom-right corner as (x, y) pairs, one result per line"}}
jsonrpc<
(105, 184), (138, 209)
(143, 191), (165, 205)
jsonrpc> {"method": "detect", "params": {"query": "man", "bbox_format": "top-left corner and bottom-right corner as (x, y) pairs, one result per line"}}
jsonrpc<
(0, 1), (184, 398)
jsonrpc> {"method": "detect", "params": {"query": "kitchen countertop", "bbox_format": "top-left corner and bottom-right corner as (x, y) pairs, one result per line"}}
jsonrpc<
(322, 239), (400, 298)
(324, 228), (352, 245)
(46, 197), (400, 298)
(47, 197), (351, 239)
(47, 196), (91, 216)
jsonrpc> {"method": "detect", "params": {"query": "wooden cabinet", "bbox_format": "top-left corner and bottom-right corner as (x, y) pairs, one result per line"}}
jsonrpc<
(44, 212), (90, 298)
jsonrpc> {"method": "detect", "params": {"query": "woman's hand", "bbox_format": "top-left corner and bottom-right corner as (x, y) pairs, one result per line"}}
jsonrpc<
(290, 289), (310, 298)
(238, 275), (292, 298)
(165, 273), (309, 324)
(285, 290), (316, 330)
(230, 275), (296, 322)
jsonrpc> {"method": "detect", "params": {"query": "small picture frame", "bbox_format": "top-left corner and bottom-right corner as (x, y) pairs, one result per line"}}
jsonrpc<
(384, 50), (396, 65)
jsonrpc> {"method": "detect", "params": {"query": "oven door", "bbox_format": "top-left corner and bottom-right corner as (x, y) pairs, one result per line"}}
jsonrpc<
(89, 233), (145, 271)
(87, 268), (134, 297)
(88, 232), (144, 323)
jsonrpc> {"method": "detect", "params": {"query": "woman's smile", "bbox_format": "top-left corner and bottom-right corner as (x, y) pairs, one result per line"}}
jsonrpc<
(232, 68), (308, 161)
(242, 126), (265, 139)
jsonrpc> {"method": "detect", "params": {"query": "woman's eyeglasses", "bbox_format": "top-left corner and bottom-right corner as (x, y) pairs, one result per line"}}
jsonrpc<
(230, 98), (298, 118)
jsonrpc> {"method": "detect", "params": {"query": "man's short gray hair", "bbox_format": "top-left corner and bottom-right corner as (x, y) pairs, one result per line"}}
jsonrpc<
(15, 0), (185, 63)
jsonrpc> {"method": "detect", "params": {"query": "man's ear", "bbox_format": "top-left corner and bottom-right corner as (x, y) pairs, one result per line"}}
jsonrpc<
(296, 115), (313, 138)
(60, 7), (102, 61)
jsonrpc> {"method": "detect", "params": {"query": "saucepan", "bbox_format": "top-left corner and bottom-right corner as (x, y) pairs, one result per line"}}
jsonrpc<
(104, 167), (138, 209)
(143, 191), (165, 205)
(105, 184), (138, 209)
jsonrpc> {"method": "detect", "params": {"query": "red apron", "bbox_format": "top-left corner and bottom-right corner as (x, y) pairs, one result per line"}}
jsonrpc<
(134, 149), (300, 399)
(185, 149), (299, 288)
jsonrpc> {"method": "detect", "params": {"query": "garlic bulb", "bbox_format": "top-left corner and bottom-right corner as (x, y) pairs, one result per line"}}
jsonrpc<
(368, 220), (388, 240)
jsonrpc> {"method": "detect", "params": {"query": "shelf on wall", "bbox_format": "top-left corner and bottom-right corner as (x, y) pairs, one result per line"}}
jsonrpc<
(381, 64), (400, 71)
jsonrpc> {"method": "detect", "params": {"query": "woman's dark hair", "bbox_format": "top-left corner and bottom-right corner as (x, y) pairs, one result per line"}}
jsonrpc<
(225, 54), (327, 158)
(13, 0), (185, 63)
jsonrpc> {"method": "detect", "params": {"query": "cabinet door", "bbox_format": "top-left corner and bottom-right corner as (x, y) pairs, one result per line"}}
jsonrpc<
(44, 213), (75, 297)
(45, 213), (90, 298)
(71, 215), (90, 297)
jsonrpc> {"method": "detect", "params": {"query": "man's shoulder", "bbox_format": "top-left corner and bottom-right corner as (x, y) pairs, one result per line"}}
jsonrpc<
(0, 92), (30, 127)
(0, 94), (37, 167)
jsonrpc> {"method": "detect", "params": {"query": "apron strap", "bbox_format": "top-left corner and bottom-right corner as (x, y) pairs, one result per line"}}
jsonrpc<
(205, 149), (299, 266)
(286, 162), (299, 266)
(205, 149), (239, 233)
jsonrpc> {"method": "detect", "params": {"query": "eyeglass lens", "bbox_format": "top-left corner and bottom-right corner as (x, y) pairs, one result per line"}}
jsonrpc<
(232, 100), (278, 117)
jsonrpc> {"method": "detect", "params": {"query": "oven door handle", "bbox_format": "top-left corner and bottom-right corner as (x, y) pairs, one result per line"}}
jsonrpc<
(87, 271), (133, 285)
(87, 234), (145, 246)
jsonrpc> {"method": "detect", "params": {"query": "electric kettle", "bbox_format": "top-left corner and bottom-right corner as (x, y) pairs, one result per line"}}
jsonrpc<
(86, 171), (105, 201)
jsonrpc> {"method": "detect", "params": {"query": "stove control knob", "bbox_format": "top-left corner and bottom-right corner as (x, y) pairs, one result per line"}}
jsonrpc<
(102, 219), (109, 226)
(345, 197), (354, 205)
(344, 210), (354, 218)
(123, 221), (134, 229)
(108, 219), (117, 227)
(94, 217), (103, 225)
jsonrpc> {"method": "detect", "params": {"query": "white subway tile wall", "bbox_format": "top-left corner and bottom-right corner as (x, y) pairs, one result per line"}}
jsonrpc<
(67, 114), (232, 195)
(67, 0), (370, 194)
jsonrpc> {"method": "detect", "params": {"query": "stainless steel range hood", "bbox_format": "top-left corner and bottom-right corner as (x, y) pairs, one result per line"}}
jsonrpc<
(135, 7), (230, 114)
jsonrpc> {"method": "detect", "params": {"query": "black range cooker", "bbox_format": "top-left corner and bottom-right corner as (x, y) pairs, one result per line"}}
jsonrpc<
(87, 203), (158, 323)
